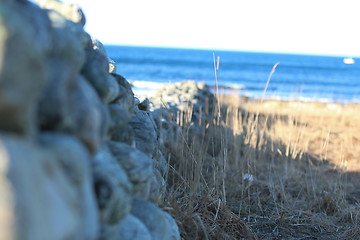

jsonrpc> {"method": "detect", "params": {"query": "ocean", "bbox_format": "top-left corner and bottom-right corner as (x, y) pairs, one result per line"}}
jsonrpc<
(105, 45), (360, 103)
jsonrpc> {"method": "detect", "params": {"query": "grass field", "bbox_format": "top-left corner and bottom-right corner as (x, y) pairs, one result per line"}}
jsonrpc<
(161, 94), (360, 239)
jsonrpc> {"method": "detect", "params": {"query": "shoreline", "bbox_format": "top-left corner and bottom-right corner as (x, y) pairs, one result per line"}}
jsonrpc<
(212, 85), (360, 105)
(131, 80), (360, 105)
(219, 92), (360, 108)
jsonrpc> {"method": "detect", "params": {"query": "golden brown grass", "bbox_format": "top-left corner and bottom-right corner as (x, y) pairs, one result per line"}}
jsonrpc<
(161, 92), (360, 239)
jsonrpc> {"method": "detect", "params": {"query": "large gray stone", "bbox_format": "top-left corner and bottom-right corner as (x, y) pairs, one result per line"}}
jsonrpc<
(81, 48), (112, 102)
(0, 138), (16, 240)
(99, 214), (152, 240)
(90, 38), (117, 74)
(107, 141), (153, 199)
(38, 8), (94, 134)
(163, 211), (181, 240)
(38, 133), (100, 240)
(130, 109), (157, 158)
(0, 133), (98, 240)
(150, 80), (215, 125)
(131, 198), (180, 240)
(107, 103), (132, 136)
(92, 145), (132, 225)
(111, 73), (135, 113)
(117, 214), (153, 240)
(46, 8), (91, 48)
(62, 76), (107, 154)
(91, 37), (108, 59)
(107, 142), (153, 183)
(37, 58), (78, 130)
(0, 1), (51, 135)
(44, 4), (92, 48)
(39, 73), (108, 154)
(46, 10), (86, 69)
(148, 169), (166, 204)
(138, 98), (151, 111)
(36, 0), (86, 26)
(152, 113), (182, 150)
(81, 53), (123, 104)
(106, 74), (121, 103)
(110, 124), (135, 146)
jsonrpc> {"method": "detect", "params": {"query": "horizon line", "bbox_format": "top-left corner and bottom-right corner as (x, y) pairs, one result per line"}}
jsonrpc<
(103, 43), (360, 58)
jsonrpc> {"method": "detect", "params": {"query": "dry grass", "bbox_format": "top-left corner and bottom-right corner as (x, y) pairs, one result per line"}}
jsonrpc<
(160, 91), (360, 239)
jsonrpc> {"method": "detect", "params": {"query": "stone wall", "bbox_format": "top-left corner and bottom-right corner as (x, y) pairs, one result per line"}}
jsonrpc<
(0, 0), (179, 239)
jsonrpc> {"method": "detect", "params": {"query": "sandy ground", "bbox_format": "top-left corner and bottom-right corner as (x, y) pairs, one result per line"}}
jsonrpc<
(235, 98), (360, 172)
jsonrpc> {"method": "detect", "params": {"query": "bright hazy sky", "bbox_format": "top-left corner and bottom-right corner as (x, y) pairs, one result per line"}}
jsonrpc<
(63, 0), (360, 57)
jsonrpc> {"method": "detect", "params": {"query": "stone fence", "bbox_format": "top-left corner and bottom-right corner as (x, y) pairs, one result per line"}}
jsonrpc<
(0, 0), (179, 239)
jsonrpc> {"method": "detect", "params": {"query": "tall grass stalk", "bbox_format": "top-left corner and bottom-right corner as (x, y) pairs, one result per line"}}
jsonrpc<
(161, 60), (360, 239)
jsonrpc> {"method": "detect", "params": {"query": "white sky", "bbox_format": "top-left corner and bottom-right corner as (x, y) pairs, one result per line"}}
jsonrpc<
(64, 0), (360, 56)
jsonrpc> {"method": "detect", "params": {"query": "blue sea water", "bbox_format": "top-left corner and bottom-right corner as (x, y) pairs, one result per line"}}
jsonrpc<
(105, 45), (360, 103)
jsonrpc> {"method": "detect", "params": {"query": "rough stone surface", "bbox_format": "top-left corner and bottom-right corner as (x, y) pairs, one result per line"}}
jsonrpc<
(107, 74), (121, 103)
(108, 58), (117, 74)
(163, 211), (181, 240)
(138, 98), (151, 111)
(47, 9), (90, 58)
(81, 48), (122, 104)
(91, 37), (108, 58)
(0, 0), (50, 135)
(132, 198), (180, 240)
(151, 109), (183, 149)
(107, 141), (153, 199)
(130, 109), (157, 158)
(110, 124), (135, 146)
(66, 76), (107, 153)
(90, 38), (117, 74)
(148, 169), (166, 204)
(81, 48), (111, 101)
(38, 133), (99, 240)
(107, 142), (153, 183)
(36, 0), (87, 26)
(0, 133), (98, 240)
(38, 59), (76, 131)
(107, 103), (131, 136)
(150, 80), (215, 124)
(92, 145), (132, 225)
(149, 81), (216, 154)
(112, 73), (135, 113)
(100, 214), (152, 240)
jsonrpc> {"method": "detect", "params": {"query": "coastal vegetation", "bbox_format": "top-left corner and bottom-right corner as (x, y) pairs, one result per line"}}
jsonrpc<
(160, 90), (360, 239)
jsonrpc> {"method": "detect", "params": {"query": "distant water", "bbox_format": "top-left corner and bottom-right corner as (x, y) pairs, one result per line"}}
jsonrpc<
(105, 45), (360, 103)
